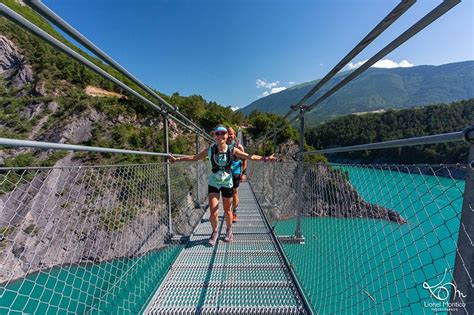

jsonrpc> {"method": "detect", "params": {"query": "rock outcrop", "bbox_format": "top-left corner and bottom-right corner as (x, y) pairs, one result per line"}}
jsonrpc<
(302, 166), (406, 224)
(0, 35), (33, 90)
(251, 162), (406, 225)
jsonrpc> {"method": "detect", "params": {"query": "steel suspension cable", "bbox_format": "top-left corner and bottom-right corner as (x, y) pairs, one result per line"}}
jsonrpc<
(298, 0), (461, 119)
(25, 0), (211, 141)
(259, 0), (417, 144)
(260, 0), (461, 148)
(0, 4), (213, 143)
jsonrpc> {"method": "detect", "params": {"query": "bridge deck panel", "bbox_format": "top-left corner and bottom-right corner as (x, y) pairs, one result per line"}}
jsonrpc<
(144, 183), (306, 314)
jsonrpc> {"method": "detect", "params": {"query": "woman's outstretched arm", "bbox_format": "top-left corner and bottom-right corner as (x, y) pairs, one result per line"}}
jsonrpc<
(233, 148), (276, 162)
(170, 147), (208, 162)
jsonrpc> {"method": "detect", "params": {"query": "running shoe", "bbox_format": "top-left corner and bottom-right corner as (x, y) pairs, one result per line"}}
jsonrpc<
(232, 212), (238, 223)
(208, 230), (218, 246)
(224, 228), (233, 242)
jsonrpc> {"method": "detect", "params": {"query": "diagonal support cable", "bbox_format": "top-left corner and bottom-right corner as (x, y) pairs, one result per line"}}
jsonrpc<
(24, 0), (210, 141)
(259, 0), (417, 144)
(299, 0), (461, 118)
(288, 0), (416, 118)
(259, 0), (461, 147)
(0, 4), (213, 142)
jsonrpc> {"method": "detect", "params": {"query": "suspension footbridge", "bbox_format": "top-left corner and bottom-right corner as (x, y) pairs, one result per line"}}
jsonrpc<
(144, 183), (308, 314)
(0, 1), (473, 314)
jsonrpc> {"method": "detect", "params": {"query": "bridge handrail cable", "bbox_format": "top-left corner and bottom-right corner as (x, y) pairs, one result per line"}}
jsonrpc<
(0, 137), (189, 158)
(302, 125), (474, 156)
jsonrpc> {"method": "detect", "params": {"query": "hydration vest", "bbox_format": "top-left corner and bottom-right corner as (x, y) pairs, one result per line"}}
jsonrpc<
(210, 144), (234, 173)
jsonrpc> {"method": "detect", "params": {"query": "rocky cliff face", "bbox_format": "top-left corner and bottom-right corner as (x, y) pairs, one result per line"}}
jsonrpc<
(0, 35), (33, 91)
(0, 157), (208, 283)
(0, 26), (208, 284)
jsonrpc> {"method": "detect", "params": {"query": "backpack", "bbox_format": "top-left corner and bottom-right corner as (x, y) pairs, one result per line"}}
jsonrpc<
(210, 144), (234, 173)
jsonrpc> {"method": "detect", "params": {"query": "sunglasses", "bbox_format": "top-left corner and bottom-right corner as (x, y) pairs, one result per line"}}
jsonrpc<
(215, 132), (227, 136)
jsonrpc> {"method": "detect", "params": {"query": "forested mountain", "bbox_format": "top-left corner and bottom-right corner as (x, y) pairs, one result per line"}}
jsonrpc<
(2, 0), (472, 168)
(305, 99), (474, 164)
(240, 61), (474, 126)
(0, 0), (245, 167)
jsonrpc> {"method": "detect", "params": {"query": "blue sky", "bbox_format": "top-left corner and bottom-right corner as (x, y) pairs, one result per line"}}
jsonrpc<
(43, 0), (473, 109)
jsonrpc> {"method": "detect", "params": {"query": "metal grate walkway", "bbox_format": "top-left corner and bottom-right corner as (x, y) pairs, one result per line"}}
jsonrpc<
(144, 182), (308, 314)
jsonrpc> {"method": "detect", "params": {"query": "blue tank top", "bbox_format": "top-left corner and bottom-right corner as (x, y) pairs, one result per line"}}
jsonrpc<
(228, 141), (242, 174)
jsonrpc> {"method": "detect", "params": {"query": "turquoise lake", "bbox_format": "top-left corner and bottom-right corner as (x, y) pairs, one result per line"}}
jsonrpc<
(275, 165), (465, 314)
(0, 246), (181, 314)
(0, 166), (466, 314)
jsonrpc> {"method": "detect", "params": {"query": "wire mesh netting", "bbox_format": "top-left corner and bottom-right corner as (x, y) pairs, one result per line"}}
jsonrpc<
(248, 160), (471, 314)
(0, 161), (208, 314)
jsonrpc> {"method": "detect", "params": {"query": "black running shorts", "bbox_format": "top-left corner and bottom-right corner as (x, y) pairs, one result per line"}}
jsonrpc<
(208, 185), (233, 198)
(232, 174), (241, 189)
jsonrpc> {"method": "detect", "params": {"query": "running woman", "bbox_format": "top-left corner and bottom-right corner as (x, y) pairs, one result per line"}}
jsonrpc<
(226, 127), (247, 223)
(170, 126), (275, 245)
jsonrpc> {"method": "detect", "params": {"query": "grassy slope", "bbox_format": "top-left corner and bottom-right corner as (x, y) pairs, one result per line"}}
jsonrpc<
(0, 1), (246, 167)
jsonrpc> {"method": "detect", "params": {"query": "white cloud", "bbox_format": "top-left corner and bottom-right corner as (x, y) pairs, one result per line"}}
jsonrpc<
(270, 86), (286, 94)
(347, 58), (414, 70)
(256, 79), (280, 89)
(261, 86), (286, 97)
(288, 81), (296, 85)
(397, 60), (414, 67)
(230, 106), (239, 111)
(256, 79), (288, 98)
(347, 60), (366, 70)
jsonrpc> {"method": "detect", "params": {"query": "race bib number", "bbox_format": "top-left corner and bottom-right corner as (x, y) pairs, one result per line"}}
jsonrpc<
(215, 171), (230, 183)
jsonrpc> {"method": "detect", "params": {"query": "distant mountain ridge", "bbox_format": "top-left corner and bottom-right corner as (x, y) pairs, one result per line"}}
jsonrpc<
(240, 61), (474, 125)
